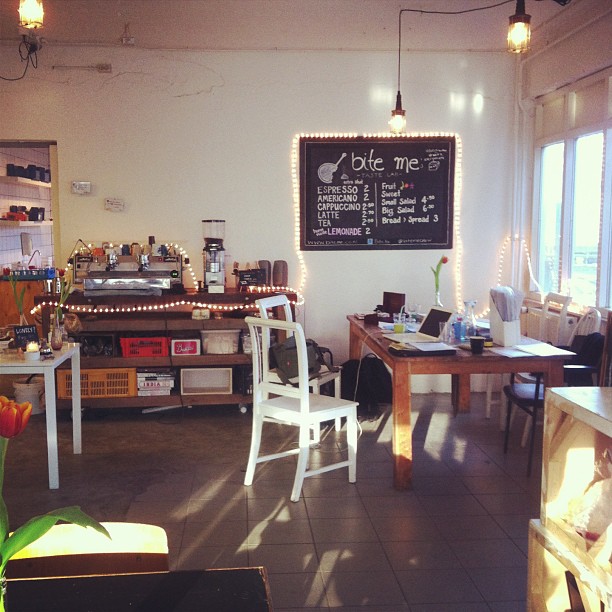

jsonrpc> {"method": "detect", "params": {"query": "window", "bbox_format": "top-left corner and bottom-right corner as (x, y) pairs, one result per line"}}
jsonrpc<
(532, 74), (612, 308)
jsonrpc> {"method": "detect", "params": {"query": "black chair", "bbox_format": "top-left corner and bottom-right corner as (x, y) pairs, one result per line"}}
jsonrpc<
(503, 331), (604, 476)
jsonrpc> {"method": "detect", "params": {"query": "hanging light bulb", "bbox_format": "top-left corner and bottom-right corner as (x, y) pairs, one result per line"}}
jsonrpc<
(18, 0), (44, 29)
(388, 11), (407, 134)
(389, 92), (406, 134)
(508, 0), (531, 54)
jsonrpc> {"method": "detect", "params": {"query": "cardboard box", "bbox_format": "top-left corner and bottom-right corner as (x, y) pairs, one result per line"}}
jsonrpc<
(180, 368), (233, 395)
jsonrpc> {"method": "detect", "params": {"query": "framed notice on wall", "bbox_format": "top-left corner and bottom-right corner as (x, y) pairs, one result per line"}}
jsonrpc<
(299, 134), (456, 250)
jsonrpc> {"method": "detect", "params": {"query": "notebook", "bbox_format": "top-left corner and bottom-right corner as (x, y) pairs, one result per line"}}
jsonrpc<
(383, 307), (454, 343)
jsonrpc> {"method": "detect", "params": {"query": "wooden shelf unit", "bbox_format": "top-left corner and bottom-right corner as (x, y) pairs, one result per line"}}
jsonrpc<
(34, 289), (296, 411)
(0, 175), (51, 189)
(528, 387), (612, 612)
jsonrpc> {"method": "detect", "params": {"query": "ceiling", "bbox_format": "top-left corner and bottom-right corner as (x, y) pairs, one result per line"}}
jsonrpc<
(0, 0), (578, 53)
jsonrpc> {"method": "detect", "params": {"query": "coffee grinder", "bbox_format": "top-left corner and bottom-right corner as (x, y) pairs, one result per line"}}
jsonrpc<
(202, 219), (226, 293)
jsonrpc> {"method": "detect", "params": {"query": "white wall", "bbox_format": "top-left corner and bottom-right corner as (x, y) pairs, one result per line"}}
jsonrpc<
(0, 43), (516, 370)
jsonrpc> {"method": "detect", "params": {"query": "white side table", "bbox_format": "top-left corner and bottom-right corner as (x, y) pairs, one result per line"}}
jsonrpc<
(0, 344), (81, 489)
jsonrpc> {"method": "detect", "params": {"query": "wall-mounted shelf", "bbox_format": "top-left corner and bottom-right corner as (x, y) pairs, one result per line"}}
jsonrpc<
(0, 220), (52, 227)
(0, 176), (51, 189)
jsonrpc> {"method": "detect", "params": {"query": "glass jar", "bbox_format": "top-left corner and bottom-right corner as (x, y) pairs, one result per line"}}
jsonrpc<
(464, 300), (478, 337)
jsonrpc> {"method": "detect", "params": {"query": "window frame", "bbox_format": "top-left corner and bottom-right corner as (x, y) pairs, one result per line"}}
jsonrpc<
(530, 72), (612, 310)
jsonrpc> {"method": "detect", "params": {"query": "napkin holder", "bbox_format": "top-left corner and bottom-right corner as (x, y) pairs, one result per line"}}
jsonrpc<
(489, 297), (521, 347)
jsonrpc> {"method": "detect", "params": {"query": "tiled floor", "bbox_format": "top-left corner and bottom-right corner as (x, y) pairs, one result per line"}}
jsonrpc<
(4, 392), (542, 610)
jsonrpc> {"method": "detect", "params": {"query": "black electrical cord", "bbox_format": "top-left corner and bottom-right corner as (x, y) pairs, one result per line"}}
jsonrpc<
(0, 36), (39, 82)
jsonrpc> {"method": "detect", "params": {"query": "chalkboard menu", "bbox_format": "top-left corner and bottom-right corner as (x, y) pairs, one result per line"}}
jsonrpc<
(299, 135), (456, 250)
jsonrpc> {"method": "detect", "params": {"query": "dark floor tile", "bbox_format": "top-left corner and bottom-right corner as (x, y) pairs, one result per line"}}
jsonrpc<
(321, 570), (407, 607)
(448, 538), (527, 568)
(395, 568), (484, 604)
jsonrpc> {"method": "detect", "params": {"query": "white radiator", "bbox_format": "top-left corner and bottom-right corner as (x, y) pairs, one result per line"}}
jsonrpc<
(521, 308), (578, 345)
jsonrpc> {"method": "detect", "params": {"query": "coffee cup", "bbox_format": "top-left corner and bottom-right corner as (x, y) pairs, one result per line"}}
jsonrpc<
(469, 336), (485, 354)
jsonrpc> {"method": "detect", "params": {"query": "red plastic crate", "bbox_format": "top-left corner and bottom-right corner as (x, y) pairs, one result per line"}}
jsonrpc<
(120, 337), (170, 358)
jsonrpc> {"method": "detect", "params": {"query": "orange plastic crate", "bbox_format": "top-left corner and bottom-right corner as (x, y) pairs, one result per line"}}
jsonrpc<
(120, 337), (170, 358)
(57, 368), (137, 399)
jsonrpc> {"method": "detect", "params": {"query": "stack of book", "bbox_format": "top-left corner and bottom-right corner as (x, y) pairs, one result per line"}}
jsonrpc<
(137, 369), (175, 396)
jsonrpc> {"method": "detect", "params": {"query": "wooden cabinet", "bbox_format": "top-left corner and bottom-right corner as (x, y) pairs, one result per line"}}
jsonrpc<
(528, 387), (612, 611)
(0, 279), (44, 330)
(35, 290), (296, 412)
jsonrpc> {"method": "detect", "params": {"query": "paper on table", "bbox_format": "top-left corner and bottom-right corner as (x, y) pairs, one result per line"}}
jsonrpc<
(513, 343), (575, 357)
(489, 346), (532, 358)
(407, 342), (455, 352)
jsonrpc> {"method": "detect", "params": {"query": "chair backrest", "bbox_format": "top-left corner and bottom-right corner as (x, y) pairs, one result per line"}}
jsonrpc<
(600, 311), (612, 387)
(567, 307), (601, 346)
(245, 316), (311, 415)
(256, 294), (293, 322)
(7, 522), (169, 579)
(540, 292), (572, 344)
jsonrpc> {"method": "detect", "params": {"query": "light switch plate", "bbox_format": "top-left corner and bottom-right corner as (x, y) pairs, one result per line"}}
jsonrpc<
(104, 197), (125, 212)
(71, 181), (91, 195)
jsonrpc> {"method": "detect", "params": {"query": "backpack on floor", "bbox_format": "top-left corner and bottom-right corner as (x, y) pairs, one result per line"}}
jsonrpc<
(340, 353), (392, 418)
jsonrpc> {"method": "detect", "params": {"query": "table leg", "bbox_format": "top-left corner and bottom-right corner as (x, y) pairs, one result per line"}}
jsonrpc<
(451, 374), (471, 415)
(544, 360), (565, 388)
(43, 370), (59, 489)
(349, 326), (362, 360)
(392, 361), (412, 490)
(71, 350), (82, 454)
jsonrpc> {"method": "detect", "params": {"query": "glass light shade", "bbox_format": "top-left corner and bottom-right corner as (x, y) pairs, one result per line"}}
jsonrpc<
(388, 111), (406, 134)
(507, 14), (531, 53)
(18, 0), (44, 29)
(388, 91), (406, 134)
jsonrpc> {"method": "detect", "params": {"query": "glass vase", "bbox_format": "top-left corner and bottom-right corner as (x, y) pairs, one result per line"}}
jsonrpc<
(0, 573), (7, 612)
(434, 290), (443, 307)
(50, 322), (64, 351)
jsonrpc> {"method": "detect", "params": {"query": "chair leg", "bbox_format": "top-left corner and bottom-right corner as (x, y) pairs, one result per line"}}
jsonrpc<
(346, 412), (357, 483)
(521, 417), (532, 448)
(485, 374), (494, 419)
(527, 406), (538, 477)
(504, 399), (513, 454)
(244, 412), (264, 486)
(291, 445), (310, 503)
(334, 376), (342, 432)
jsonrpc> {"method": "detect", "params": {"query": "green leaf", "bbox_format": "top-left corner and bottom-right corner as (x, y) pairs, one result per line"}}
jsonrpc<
(0, 506), (110, 573)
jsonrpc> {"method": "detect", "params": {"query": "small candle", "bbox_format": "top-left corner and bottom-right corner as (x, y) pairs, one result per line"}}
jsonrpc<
(26, 341), (39, 353)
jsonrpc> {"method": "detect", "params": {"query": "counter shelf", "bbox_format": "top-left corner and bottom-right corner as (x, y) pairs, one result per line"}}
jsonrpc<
(33, 289), (295, 412)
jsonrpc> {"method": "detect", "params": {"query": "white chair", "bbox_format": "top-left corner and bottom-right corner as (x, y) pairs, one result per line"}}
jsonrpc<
(539, 292), (573, 345)
(243, 316), (358, 502)
(256, 294), (342, 439)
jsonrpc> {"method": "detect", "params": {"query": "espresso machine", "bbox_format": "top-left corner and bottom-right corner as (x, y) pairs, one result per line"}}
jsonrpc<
(202, 219), (226, 293)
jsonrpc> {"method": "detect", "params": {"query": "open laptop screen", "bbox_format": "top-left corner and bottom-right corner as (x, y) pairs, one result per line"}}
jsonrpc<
(418, 307), (453, 338)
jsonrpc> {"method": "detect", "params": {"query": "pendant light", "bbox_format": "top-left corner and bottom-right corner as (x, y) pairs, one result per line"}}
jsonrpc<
(388, 11), (406, 134)
(18, 0), (44, 30)
(508, 0), (531, 54)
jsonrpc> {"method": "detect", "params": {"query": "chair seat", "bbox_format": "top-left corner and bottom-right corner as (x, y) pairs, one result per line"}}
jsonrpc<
(269, 364), (340, 387)
(259, 393), (357, 425)
(503, 383), (544, 404)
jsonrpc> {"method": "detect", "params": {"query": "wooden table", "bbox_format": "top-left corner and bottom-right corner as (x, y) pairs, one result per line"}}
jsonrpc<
(0, 343), (81, 489)
(8, 568), (273, 611)
(347, 315), (571, 489)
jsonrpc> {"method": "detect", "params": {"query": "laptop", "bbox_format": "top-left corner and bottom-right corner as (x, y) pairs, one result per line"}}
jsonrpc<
(384, 307), (454, 343)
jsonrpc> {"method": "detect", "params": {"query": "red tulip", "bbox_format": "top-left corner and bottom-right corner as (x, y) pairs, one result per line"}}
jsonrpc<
(441, 256), (449, 265)
(0, 397), (32, 438)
